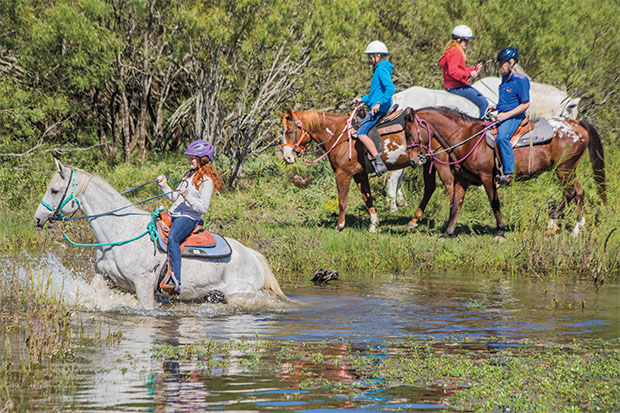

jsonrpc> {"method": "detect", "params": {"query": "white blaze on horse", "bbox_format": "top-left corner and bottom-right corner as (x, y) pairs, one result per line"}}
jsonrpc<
(34, 158), (286, 309)
(386, 78), (581, 212)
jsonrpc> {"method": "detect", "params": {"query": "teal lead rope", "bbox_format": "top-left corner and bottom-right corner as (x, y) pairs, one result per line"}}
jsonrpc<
(62, 207), (165, 254)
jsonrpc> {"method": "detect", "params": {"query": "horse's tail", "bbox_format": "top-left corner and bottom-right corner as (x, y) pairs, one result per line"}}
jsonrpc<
(580, 119), (607, 206)
(258, 253), (287, 300)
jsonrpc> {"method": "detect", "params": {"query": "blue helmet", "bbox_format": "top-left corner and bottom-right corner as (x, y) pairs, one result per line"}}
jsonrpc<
(497, 47), (519, 64)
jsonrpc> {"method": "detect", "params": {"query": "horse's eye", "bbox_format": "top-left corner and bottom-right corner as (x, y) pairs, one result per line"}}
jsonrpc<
(51, 189), (59, 195)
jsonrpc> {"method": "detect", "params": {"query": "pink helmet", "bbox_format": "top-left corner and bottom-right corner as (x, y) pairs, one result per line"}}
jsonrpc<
(184, 139), (215, 160)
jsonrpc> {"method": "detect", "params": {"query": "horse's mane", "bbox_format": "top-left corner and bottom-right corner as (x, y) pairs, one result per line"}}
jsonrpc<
(295, 109), (346, 130)
(417, 106), (481, 124)
(51, 167), (93, 198)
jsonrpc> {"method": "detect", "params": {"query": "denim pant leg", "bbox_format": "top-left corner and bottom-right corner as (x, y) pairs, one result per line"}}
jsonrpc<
(496, 117), (522, 175)
(446, 86), (489, 118)
(168, 216), (198, 284)
(357, 111), (385, 137)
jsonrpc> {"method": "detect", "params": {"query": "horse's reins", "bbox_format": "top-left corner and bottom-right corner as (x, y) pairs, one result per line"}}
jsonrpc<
(284, 106), (362, 163)
(408, 116), (499, 172)
(40, 170), (188, 250)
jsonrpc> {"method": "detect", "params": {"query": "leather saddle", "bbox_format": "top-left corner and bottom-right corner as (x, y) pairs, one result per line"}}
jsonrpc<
(352, 104), (406, 171)
(485, 117), (555, 149)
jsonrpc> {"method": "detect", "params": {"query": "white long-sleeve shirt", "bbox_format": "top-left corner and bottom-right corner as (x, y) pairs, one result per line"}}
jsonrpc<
(160, 173), (213, 221)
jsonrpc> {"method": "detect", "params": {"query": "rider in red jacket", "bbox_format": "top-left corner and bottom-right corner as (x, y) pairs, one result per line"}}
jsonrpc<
(438, 25), (488, 118)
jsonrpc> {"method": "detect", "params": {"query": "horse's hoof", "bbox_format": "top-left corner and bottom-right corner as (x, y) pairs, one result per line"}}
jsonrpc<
(407, 221), (418, 230)
(494, 235), (506, 242)
(440, 232), (454, 239)
(389, 205), (398, 213)
(336, 224), (345, 231)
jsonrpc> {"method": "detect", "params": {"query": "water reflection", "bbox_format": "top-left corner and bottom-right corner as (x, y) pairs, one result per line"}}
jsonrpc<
(4, 253), (619, 411)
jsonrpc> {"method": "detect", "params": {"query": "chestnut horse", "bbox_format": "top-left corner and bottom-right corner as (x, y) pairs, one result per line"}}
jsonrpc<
(279, 108), (425, 232)
(406, 107), (607, 237)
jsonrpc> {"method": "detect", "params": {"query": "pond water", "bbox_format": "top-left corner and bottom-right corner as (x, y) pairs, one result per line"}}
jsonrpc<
(4, 252), (620, 411)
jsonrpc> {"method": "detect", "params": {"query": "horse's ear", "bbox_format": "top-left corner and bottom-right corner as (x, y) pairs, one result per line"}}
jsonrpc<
(286, 108), (293, 117)
(278, 110), (285, 118)
(53, 156), (66, 179)
(404, 107), (415, 122)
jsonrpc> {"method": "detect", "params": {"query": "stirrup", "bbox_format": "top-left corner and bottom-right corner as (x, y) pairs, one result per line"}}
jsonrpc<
(496, 173), (512, 186)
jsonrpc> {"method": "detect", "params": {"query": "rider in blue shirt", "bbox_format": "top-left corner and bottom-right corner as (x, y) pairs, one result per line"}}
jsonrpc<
(353, 40), (395, 177)
(488, 47), (530, 185)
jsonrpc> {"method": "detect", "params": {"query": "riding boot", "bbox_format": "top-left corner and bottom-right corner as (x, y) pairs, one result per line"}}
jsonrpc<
(370, 155), (388, 177)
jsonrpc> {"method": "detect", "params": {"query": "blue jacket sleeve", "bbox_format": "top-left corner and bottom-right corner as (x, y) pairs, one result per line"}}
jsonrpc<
(377, 66), (395, 106)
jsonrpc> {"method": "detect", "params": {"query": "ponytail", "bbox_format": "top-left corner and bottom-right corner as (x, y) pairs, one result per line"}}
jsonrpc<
(442, 39), (466, 59)
(192, 157), (222, 192)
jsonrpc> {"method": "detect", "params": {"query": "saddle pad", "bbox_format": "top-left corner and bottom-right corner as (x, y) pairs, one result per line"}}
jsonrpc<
(485, 118), (554, 149)
(157, 231), (232, 259)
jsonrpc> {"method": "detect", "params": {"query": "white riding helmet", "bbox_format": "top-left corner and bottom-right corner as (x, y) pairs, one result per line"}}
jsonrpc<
(452, 25), (474, 40)
(363, 40), (388, 55)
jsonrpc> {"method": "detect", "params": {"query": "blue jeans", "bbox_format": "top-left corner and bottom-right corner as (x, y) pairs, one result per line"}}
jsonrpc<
(168, 215), (199, 285)
(446, 86), (489, 118)
(357, 110), (386, 136)
(497, 116), (523, 175)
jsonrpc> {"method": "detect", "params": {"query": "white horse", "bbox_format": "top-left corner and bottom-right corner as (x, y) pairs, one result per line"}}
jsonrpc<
(386, 77), (581, 212)
(34, 158), (286, 309)
(472, 77), (581, 119)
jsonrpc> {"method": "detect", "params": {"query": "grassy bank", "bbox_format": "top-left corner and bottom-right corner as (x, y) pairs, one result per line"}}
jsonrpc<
(1, 145), (619, 281)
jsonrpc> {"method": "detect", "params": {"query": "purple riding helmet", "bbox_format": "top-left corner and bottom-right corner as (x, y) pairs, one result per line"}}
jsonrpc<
(184, 139), (215, 161)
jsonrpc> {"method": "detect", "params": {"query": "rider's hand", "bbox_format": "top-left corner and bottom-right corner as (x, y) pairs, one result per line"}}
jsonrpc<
(157, 174), (167, 188)
(178, 186), (188, 198)
(371, 102), (380, 116)
(352, 97), (362, 105)
(496, 112), (509, 122)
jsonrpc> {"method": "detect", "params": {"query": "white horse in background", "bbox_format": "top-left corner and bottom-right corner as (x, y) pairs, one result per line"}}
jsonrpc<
(34, 158), (286, 309)
(472, 77), (581, 119)
(386, 77), (581, 212)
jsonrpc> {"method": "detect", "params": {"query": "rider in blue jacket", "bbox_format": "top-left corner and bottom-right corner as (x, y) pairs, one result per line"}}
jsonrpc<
(353, 40), (395, 177)
(488, 47), (530, 185)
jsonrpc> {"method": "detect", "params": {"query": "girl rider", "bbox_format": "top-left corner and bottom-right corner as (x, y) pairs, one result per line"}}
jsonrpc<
(352, 40), (396, 177)
(488, 47), (530, 186)
(157, 139), (222, 294)
(438, 25), (487, 118)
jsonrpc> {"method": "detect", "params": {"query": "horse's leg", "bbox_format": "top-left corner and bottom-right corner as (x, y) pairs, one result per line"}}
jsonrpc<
(443, 177), (469, 237)
(436, 163), (454, 203)
(134, 271), (156, 310)
(548, 167), (578, 234)
(570, 180), (586, 236)
(481, 176), (506, 238)
(336, 172), (353, 231)
(354, 173), (377, 232)
(385, 170), (402, 212)
(395, 170), (408, 207)
(408, 165), (436, 229)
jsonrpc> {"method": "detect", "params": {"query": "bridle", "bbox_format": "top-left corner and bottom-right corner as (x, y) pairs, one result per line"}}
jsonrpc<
(39, 169), (80, 222)
(282, 112), (311, 154)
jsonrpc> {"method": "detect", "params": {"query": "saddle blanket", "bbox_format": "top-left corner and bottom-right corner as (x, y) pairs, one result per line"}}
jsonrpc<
(486, 118), (555, 149)
(156, 211), (232, 259)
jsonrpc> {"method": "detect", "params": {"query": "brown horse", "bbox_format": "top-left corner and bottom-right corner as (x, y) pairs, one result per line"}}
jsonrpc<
(405, 107), (607, 237)
(279, 108), (422, 232)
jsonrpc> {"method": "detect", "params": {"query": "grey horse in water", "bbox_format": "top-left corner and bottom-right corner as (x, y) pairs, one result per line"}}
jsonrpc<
(34, 158), (286, 309)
